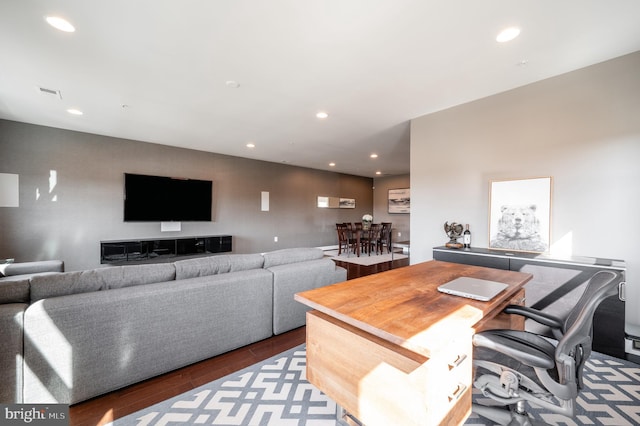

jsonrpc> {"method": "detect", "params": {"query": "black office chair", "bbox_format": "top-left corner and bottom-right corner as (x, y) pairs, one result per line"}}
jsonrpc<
(472, 270), (623, 425)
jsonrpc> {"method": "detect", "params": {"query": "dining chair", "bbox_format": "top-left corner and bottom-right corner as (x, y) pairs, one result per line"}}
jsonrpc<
(336, 223), (350, 256)
(345, 223), (359, 255)
(361, 224), (381, 256)
(379, 222), (392, 254)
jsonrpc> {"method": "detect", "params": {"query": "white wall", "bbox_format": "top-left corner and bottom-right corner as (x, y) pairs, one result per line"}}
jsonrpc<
(410, 52), (640, 335)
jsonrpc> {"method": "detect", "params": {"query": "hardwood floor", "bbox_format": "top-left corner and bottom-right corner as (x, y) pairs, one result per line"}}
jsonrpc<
(68, 256), (409, 426)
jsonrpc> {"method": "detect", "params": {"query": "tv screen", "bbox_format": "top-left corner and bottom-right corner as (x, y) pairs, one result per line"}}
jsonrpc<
(124, 173), (212, 222)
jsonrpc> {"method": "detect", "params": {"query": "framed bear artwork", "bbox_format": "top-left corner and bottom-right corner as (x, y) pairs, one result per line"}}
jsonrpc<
(489, 177), (552, 253)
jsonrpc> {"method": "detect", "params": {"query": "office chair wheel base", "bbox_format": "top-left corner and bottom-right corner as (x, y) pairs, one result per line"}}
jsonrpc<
(473, 403), (548, 426)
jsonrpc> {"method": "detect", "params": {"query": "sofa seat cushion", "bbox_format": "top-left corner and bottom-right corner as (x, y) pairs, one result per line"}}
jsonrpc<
(174, 254), (264, 280)
(30, 263), (176, 302)
(262, 248), (324, 269)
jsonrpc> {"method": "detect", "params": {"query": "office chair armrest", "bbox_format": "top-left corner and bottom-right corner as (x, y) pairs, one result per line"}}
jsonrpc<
(473, 330), (556, 369)
(504, 305), (564, 331)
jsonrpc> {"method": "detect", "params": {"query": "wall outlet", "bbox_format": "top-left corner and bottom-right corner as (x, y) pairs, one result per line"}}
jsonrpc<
(398, 232), (402, 237)
(274, 236), (278, 242)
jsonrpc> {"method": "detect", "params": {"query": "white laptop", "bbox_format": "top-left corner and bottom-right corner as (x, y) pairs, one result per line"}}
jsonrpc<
(437, 277), (508, 301)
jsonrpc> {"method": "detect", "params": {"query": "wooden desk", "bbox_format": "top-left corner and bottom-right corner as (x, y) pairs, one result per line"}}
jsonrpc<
(295, 260), (531, 426)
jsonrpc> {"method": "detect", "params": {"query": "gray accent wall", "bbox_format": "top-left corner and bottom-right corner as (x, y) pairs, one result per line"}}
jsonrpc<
(0, 120), (373, 271)
(409, 52), (640, 335)
(373, 174), (410, 243)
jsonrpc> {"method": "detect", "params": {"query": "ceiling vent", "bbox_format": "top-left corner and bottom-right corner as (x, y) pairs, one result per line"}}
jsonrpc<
(36, 86), (63, 100)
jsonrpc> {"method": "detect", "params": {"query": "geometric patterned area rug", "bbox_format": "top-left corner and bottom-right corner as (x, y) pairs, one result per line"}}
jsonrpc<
(109, 345), (640, 426)
(109, 346), (336, 426)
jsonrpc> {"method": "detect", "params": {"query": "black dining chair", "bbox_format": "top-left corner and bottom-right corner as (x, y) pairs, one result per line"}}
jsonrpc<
(361, 223), (381, 256)
(379, 222), (392, 254)
(336, 223), (349, 255)
(336, 223), (356, 256)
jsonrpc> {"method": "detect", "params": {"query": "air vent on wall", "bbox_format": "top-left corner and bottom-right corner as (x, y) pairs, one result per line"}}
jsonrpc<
(36, 86), (63, 99)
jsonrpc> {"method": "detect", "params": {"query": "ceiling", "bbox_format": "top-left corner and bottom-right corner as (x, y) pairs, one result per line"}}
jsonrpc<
(2, 1), (640, 178)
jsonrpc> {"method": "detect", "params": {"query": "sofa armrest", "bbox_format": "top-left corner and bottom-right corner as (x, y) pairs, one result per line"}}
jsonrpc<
(0, 303), (27, 403)
(270, 258), (346, 335)
(1, 260), (64, 278)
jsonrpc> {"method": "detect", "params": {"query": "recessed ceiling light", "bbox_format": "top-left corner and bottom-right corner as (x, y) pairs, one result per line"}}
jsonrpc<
(225, 80), (240, 88)
(46, 16), (75, 33)
(329, 162), (336, 167)
(66, 108), (83, 115)
(375, 171), (382, 175)
(370, 153), (378, 159)
(246, 143), (255, 148)
(316, 112), (329, 119)
(496, 27), (520, 43)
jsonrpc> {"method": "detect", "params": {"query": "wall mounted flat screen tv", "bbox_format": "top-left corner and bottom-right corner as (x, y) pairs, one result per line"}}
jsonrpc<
(124, 173), (212, 222)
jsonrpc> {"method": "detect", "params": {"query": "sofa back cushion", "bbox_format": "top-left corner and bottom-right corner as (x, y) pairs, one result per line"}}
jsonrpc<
(101, 263), (177, 290)
(0, 278), (30, 304)
(30, 263), (176, 302)
(262, 248), (324, 269)
(174, 254), (264, 280)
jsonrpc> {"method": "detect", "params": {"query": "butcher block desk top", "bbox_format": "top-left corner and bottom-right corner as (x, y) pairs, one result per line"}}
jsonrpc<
(295, 260), (532, 358)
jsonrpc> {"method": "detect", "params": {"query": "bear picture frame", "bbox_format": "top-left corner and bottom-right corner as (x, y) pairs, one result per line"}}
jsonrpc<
(489, 177), (552, 253)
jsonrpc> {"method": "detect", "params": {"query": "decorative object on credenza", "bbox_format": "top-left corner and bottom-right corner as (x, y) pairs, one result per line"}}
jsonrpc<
(362, 214), (373, 230)
(444, 222), (464, 249)
(463, 224), (471, 249)
(489, 177), (552, 253)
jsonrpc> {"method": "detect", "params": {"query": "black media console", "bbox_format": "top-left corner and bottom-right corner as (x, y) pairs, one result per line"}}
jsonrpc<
(433, 246), (627, 359)
(101, 235), (232, 264)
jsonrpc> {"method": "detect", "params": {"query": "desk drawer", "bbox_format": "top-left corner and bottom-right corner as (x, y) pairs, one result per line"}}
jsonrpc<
(306, 311), (473, 426)
(422, 337), (473, 423)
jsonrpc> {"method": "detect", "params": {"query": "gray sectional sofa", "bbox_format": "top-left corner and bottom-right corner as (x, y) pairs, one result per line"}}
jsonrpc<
(0, 248), (346, 405)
